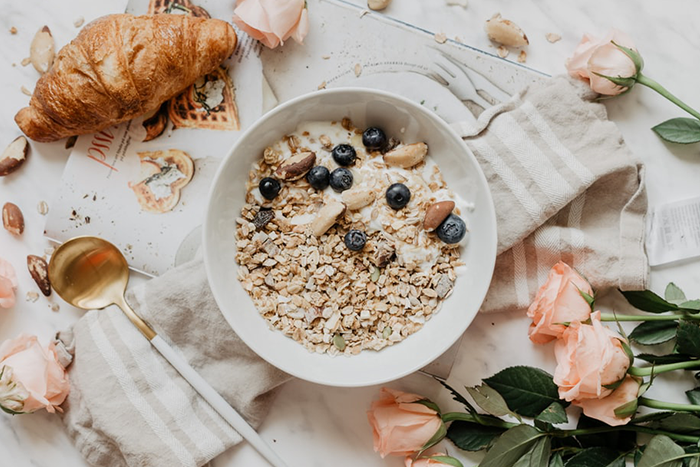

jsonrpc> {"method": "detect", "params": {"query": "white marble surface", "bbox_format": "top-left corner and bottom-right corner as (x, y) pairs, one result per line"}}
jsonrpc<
(1, 0), (700, 466)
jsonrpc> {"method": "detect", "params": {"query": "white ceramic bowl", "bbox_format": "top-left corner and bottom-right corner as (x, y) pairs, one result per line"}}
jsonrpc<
(204, 88), (496, 387)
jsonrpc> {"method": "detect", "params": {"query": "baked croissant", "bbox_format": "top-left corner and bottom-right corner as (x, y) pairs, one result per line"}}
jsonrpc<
(15, 14), (237, 142)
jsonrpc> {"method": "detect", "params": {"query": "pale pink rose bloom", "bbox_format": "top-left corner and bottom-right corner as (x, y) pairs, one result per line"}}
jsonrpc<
(554, 311), (631, 402)
(232, 0), (309, 49)
(405, 454), (454, 466)
(574, 376), (641, 426)
(566, 29), (637, 96)
(0, 334), (70, 413)
(367, 388), (443, 458)
(527, 262), (593, 344)
(0, 258), (18, 309)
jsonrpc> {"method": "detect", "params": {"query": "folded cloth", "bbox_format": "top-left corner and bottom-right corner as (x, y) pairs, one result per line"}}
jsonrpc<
(56, 260), (290, 467)
(451, 76), (648, 313)
(54, 76), (648, 467)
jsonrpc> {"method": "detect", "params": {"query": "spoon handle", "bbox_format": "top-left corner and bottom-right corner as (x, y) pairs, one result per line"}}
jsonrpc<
(150, 335), (288, 467)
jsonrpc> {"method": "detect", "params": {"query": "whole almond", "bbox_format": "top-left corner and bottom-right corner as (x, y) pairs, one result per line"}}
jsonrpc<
(309, 199), (346, 237)
(485, 13), (529, 47)
(27, 255), (51, 296)
(424, 200), (455, 231)
(30, 26), (55, 74)
(2, 202), (24, 236)
(275, 151), (316, 180)
(341, 188), (376, 210)
(0, 136), (29, 176)
(383, 142), (428, 168)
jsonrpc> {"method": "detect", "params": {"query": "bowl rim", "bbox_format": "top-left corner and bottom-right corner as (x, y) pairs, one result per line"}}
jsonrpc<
(203, 87), (497, 386)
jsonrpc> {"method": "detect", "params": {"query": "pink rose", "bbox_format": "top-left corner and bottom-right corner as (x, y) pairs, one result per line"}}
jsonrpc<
(232, 0), (309, 49)
(566, 29), (639, 96)
(406, 454), (460, 467)
(0, 334), (70, 413)
(527, 262), (593, 344)
(554, 311), (631, 402)
(367, 388), (444, 458)
(574, 376), (641, 426)
(0, 258), (18, 309)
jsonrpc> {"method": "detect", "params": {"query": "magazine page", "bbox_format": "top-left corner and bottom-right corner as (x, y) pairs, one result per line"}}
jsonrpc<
(44, 0), (263, 276)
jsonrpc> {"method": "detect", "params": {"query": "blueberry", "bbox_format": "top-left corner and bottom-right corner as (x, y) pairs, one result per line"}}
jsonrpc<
(259, 177), (281, 200)
(329, 168), (353, 192)
(385, 183), (411, 210)
(332, 144), (357, 166)
(362, 127), (387, 151)
(344, 229), (367, 251)
(306, 166), (330, 190)
(436, 214), (466, 244)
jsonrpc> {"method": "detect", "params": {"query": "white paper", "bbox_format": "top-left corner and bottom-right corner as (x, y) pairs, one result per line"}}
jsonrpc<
(647, 196), (700, 266)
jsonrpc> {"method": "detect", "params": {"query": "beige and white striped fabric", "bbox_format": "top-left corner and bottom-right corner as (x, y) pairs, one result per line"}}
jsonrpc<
(56, 260), (290, 467)
(452, 76), (648, 313)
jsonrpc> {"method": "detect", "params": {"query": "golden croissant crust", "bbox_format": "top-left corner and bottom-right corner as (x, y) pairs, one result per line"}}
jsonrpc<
(15, 14), (237, 142)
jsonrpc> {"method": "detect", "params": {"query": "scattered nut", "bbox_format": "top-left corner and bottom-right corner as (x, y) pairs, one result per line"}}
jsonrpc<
(20, 57), (31, 67)
(354, 63), (362, 77)
(21, 86), (32, 96)
(321, 55), (330, 60)
(25, 291), (39, 303)
(546, 33), (562, 43)
(342, 188), (376, 210)
(10, 26), (17, 34)
(383, 142), (428, 168)
(368, 0), (391, 11)
(27, 255), (51, 296)
(74, 16), (85, 28)
(275, 151), (316, 180)
(445, 0), (468, 7)
(0, 136), (29, 176)
(485, 13), (528, 47)
(309, 199), (345, 237)
(3, 203), (24, 235)
(434, 32), (447, 44)
(317, 81), (327, 90)
(30, 26), (55, 74)
(424, 201), (455, 231)
(518, 50), (527, 63)
(51, 303), (60, 312)
(496, 45), (509, 58)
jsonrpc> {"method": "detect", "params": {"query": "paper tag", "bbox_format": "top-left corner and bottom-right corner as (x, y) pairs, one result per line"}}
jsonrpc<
(647, 196), (700, 266)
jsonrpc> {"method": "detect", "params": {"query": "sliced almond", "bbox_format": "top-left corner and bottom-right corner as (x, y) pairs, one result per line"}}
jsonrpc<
(2, 203), (24, 235)
(0, 136), (29, 176)
(27, 255), (51, 296)
(424, 200), (455, 231)
(341, 188), (376, 210)
(309, 199), (346, 237)
(275, 151), (316, 180)
(485, 13), (529, 47)
(30, 26), (55, 74)
(383, 142), (428, 168)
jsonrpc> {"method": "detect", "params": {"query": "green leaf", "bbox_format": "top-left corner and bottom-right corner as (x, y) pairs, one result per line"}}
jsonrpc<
(437, 379), (477, 414)
(0, 405), (26, 415)
(685, 457), (700, 467)
(578, 287), (595, 310)
(536, 402), (569, 425)
(652, 413), (700, 434)
(466, 384), (522, 421)
(666, 283), (688, 305)
(612, 41), (644, 73)
(629, 321), (678, 345)
(680, 300), (700, 311)
(637, 354), (694, 364)
(446, 420), (506, 451)
(426, 456), (464, 467)
(550, 453), (565, 467)
(484, 366), (565, 417)
(687, 388), (700, 405)
(479, 425), (544, 467)
(564, 447), (626, 467)
(652, 118), (700, 144)
(530, 437), (552, 467)
(621, 290), (680, 313)
(677, 320), (700, 358)
(416, 399), (442, 415)
(631, 411), (675, 424)
(637, 435), (686, 467)
(576, 414), (636, 451)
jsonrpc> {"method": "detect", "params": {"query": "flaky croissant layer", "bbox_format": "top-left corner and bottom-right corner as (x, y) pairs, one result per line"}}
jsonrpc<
(15, 14), (238, 142)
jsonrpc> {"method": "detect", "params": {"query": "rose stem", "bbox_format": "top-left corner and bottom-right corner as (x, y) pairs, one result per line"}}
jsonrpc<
(599, 313), (686, 322)
(556, 425), (700, 443)
(638, 397), (700, 413)
(628, 360), (700, 377)
(441, 412), (519, 429)
(636, 74), (700, 120)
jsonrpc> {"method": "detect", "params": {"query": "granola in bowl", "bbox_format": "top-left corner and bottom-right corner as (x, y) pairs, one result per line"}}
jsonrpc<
(235, 118), (470, 356)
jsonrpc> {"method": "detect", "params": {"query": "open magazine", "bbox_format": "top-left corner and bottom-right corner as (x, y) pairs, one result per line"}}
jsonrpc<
(45, 0), (545, 277)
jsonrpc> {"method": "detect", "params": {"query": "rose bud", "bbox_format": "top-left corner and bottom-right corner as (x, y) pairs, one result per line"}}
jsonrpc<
(527, 262), (593, 344)
(0, 334), (70, 413)
(0, 258), (18, 309)
(554, 311), (632, 402)
(367, 388), (445, 458)
(405, 454), (464, 467)
(566, 29), (643, 96)
(232, 0), (309, 49)
(574, 376), (641, 426)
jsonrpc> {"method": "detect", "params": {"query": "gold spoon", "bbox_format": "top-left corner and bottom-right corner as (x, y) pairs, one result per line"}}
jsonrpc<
(49, 236), (287, 467)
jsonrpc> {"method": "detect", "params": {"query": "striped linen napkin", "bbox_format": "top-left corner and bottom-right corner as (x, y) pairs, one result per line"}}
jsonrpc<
(53, 76), (648, 467)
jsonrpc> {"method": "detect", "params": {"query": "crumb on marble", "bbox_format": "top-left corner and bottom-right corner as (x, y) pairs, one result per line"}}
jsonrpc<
(546, 33), (562, 43)
(518, 50), (527, 63)
(10, 26), (17, 34)
(497, 45), (509, 58)
(74, 16), (85, 28)
(354, 63), (362, 77)
(434, 32), (447, 44)
(21, 85), (32, 96)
